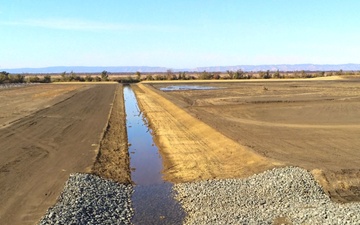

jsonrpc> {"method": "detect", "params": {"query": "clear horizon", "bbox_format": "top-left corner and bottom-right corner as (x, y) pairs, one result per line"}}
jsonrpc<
(3, 63), (360, 70)
(1, 1), (360, 69)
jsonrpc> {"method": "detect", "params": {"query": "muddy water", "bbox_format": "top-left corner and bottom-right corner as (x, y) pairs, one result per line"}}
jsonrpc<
(123, 85), (185, 225)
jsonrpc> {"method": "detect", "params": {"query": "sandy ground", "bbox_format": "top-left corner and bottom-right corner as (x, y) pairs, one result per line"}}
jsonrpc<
(137, 78), (360, 203)
(0, 84), (117, 225)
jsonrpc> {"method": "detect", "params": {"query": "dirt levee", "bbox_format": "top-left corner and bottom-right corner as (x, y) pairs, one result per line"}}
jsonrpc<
(0, 84), (116, 225)
(92, 84), (131, 184)
(133, 84), (280, 183)
(149, 79), (360, 202)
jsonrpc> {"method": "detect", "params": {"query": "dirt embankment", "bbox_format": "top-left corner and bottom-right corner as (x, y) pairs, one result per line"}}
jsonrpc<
(92, 84), (131, 184)
(132, 83), (281, 183)
(0, 84), (117, 225)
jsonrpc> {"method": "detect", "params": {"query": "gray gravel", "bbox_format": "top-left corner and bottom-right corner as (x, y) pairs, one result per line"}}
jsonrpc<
(173, 167), (360, 225)
(38, 167), (360, 225)
(38, 173), (133, 225)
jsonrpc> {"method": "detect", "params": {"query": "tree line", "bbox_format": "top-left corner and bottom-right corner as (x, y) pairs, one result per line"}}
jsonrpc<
(0, 70), (110, 84)
(136, 69), (359, 81)
(0, 71), (51, 84)
(1, 69), (359, 84)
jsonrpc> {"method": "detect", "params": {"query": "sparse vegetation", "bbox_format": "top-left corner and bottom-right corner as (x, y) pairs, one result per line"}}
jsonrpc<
(166, 69), (177, 80)
(134, 71), (141, 81)
(84, 75), (93, 82)
(198, 71), (213, 80)
(1, 71), (26, 84)
(0, 71), (9, 83)
(145, 74), (154, 81)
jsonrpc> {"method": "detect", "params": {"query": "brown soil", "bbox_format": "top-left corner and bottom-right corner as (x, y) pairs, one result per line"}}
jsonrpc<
(138, 78), (360, 203)
(92, 84), (131, 184)
(0, 84), (89, 128)
(0, 84), (119, 225)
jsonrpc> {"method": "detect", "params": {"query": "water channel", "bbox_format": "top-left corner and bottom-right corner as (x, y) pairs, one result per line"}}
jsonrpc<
(123, 85), (185, 224)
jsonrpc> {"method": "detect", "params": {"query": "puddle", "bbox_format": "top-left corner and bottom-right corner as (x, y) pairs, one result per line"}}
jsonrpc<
(160, 85), (219, 91)
(123, 85), (185, 224)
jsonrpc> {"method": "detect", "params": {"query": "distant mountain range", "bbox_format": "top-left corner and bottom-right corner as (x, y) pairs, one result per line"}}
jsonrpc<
(190, 64), (360, 72)
(3, 64), (360, 73)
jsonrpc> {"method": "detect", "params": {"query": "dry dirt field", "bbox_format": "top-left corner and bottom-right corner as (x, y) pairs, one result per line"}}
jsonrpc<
(0, 83), (121, 225)
(137, 77), (360, 203)
(0, 84), (87, 128)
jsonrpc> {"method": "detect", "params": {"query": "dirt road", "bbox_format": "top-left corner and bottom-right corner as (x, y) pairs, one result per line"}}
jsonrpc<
(0, 84), (117, 225)
(138, 78), (360, 202)
(0, 84), (88, 128)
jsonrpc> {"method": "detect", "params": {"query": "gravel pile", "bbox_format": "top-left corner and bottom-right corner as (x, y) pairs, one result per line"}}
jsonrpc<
(174, 167), (360, 225)
(39, 173), (133, 225)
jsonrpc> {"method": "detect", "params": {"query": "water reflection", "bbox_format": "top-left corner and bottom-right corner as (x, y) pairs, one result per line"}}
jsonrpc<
(123, 85), (185, 224)
(160, 85), (218, 91)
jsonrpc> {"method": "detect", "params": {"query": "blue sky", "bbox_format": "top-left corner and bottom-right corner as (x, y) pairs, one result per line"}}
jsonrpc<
(1, 0), (359, 69)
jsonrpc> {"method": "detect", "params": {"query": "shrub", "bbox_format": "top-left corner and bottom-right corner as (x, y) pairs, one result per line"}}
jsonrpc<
(9, 74), (25, 83)
(199, 70), (213, 80)
(28, 76), (41, 83)
(101, 70), (109, 81)
(261, 70), (271, 79)
(146, 75), (154, 81)
(84, 75), (93, 82)
(42, 75), (52, 83)
(0, 71), (9, 84)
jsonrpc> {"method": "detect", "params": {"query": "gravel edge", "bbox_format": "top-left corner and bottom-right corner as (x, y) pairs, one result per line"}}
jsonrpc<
(38, 173), (133, 225)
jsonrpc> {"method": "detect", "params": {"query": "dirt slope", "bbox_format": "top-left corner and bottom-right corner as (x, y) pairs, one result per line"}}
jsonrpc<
(0, 84), (116, 225)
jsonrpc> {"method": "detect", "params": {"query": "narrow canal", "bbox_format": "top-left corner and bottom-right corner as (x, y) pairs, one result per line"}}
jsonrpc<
(123, 85), (185, 225)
